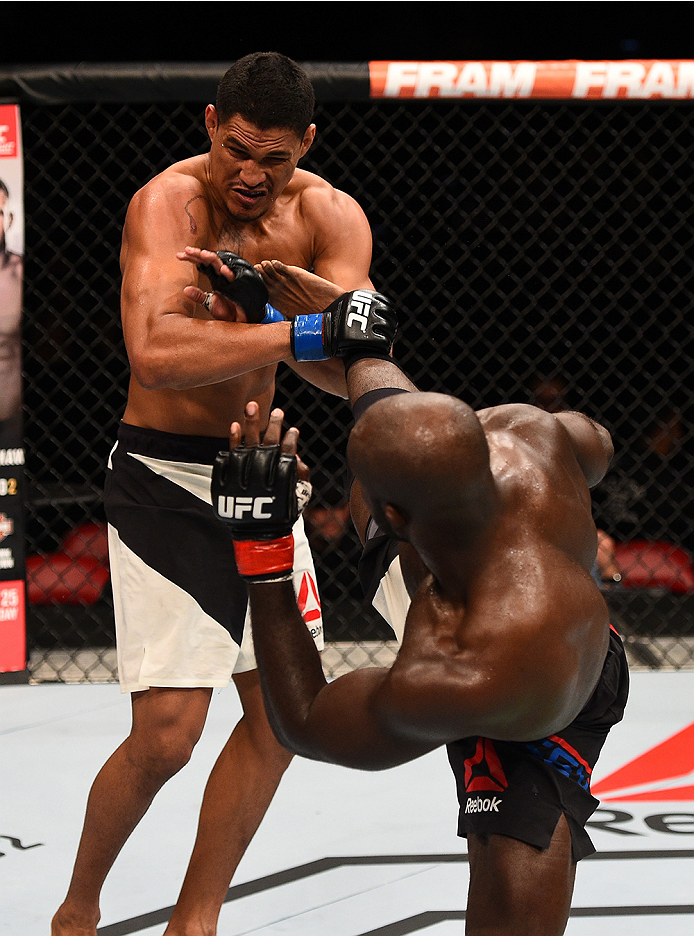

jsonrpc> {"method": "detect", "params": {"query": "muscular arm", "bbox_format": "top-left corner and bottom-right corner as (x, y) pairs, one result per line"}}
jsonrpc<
(279, 187), (375, 398)
(121, 177), (294, 391)
(249, 575), (577, 769)
(248, 578), (439, 769)
(347, 356), (420, 551)
(225, 403), (434, 769)
(347, 357), (418, 408)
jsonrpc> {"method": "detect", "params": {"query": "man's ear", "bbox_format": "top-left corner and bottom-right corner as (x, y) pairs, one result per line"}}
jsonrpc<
(384, 503), (409, 540)
(205, 105), (219, 142)
(298, 124), (316, 159)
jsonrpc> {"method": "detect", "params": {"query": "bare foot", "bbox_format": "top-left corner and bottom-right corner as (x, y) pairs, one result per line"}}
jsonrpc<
(256, 260), (343, 319)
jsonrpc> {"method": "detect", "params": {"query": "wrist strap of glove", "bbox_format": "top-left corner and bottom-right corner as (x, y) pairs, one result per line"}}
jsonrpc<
(233, 534), (295, 582)
(291, 314), (329, 362)
(261, 303), (286, 324)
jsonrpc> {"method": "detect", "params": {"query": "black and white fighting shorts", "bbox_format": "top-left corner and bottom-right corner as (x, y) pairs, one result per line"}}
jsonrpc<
(105, 423), (323, 693)
(359, 519), (629, 862)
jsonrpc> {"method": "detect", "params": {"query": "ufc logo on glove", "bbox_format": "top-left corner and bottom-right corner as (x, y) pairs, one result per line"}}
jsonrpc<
(216, 495), (275, 520)
(290, 288), (397, 362)
(212, 444), (306, 582)
(345, 290), (376, 332)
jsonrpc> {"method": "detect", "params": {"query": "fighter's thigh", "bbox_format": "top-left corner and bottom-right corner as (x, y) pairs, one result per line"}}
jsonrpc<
(130, 686), (213, 767)
(465, 814), (576, 936)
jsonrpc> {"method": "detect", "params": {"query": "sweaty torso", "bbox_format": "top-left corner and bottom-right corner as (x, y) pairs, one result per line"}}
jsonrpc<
(396, 404), (610, 740)
(121, 156), (327, 437)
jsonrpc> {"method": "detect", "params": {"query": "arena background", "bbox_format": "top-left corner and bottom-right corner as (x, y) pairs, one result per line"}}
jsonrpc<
(1, 44), (693, 680)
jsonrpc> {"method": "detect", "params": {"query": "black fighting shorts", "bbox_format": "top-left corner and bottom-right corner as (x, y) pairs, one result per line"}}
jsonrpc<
(447, 627), (629, 862)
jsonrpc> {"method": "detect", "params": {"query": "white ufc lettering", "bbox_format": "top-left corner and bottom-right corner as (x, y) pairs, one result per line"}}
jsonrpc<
(217, 495), (275, 519)
(346, 290), (374, 332)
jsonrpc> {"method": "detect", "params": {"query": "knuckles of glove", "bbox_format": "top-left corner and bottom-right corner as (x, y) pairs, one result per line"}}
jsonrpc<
(197, 251), (269, 323)
(212, 444), (299, 540)
(322, 289), (398, 357)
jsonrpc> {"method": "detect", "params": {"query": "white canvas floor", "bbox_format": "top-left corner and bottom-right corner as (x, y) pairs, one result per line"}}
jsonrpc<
(2, 671), (693, 935)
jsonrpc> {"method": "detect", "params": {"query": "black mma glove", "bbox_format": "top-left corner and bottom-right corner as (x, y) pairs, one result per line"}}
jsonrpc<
(212, 444), (312, 582)
(290, 289), (397, 363)
(197, 250), (270, 323)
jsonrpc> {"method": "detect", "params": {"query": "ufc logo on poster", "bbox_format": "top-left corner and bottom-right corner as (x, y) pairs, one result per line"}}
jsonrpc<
(346, 290), (374, 332)
(217, 495), (275, 520)
(0, 106), (18, 158)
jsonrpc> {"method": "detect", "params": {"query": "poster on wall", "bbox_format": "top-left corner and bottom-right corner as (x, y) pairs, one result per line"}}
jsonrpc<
(0, 102), (27, 680)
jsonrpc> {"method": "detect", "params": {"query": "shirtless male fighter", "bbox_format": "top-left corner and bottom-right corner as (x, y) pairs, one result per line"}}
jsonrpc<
(52, 53), (375, 936)
(0, 178), (23, 444)
(213, 271), (629, 936)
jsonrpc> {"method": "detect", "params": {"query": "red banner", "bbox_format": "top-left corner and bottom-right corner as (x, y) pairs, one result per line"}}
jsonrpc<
(0, 580), (25, 671)
(0, 106), (19, 157)
(370, 60), (694, 100)
(0, 102), (27, 679)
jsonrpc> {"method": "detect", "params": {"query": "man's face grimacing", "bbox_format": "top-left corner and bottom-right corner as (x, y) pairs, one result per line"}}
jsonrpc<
(205, 108), (315, 222)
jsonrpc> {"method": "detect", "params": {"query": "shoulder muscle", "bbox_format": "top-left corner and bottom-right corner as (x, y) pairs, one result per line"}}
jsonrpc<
(298, 176), (373, 288)
(554, 411), (614, 488)
(124, 171), (208, 248)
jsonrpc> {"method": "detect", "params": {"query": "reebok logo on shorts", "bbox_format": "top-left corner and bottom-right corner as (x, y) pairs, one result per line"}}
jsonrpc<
(464, 737), (509, 793)
(465, 795), (503, 814)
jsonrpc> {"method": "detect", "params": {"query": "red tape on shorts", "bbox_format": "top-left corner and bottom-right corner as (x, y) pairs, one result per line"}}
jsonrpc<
(233, 535), (295, 578)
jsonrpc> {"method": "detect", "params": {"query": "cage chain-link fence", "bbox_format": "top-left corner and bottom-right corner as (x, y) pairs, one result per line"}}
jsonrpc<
(18, 96), (694, 681)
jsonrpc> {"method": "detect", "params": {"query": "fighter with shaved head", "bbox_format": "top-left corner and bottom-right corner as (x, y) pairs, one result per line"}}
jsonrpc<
(215, 265), (629, 936)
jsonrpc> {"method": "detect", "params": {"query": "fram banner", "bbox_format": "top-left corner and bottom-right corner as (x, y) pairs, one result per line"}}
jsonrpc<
(370, 60), (694, 100)
(0, 102), (27, 679)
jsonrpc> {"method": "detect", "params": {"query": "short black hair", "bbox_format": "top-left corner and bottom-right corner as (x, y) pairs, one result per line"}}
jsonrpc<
(216, 52), (315, 137)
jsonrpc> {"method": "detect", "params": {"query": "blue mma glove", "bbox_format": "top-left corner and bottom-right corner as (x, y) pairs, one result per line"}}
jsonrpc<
(197, 250), (270, 323)
(291, 289), (397, 363)
(212, 444), (311, 582)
